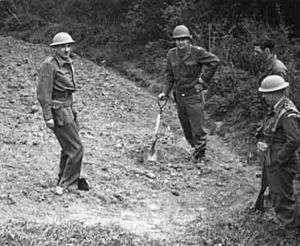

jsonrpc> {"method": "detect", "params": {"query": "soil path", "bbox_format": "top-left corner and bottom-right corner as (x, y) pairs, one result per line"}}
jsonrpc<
(0, 36), (297, 245)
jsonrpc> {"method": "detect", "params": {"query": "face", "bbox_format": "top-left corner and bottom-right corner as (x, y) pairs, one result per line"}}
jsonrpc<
(175, 38), (190, 50)
(254, 45), (270, 60)
(262, 93), (277, 106)
(54, 44), (72, 59)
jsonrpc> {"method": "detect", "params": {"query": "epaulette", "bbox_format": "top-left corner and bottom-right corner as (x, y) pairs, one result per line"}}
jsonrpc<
(43, 56), (54, 63)
(193, 45), (204, 51)
(41, 56), (57, 68)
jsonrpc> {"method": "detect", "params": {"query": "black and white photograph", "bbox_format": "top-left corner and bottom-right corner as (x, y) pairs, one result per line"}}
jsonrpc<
(0, 0), (300, 245)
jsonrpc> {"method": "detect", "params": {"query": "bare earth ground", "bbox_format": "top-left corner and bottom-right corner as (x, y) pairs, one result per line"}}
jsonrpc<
(0, 36), (299, 245)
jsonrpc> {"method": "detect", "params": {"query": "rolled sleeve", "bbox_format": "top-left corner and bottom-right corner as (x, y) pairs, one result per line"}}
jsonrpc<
(37, 62), (54, 121)
(196, 48), (220, 84)
(163, 51), (175, 95)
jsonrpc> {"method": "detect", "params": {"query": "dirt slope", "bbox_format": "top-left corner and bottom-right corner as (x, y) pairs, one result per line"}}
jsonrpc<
(0, 36), (298, 245)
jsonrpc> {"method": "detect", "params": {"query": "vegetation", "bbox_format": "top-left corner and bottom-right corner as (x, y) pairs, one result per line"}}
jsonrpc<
(0, 0), (299, 137)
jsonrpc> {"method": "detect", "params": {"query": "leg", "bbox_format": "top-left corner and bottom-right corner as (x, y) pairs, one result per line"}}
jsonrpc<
(268, 166), (297, 228)
(184, 94), (207, 159)
(58, 150), (68, 184)
(176, 98), (194, 147)
(293, 173), (300, 227)
(53, 107), (83, 189)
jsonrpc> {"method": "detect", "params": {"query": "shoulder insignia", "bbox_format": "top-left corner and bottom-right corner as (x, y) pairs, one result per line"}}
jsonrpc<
(193, 46), (205, 53)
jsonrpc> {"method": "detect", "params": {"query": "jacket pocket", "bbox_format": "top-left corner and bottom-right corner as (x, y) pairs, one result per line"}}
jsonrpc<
(53, 107), (74, 126)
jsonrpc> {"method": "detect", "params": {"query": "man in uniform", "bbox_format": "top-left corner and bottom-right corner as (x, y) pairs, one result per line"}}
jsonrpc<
(158, 25), (220, 163)
(256, 75), (300, 230)
(254, 38), (288, 210)
(37, 32), (84, 195)
(254, 38), (287, 80)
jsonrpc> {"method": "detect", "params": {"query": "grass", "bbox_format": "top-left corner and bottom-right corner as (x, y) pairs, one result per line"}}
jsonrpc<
(0, 221), (166, 246)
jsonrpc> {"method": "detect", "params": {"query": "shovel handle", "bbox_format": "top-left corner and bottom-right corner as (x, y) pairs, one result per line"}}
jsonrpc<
(157, 99), (167, 112)
(154, 113), (161, 136)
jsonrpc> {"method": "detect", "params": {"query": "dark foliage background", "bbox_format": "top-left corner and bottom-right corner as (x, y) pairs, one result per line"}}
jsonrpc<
(0, 0), (299, 142)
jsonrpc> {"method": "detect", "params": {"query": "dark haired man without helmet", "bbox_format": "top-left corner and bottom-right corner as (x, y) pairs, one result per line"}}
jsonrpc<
(37, 32), (86, 195)
(254, 38), (287, 81)
(158, 25), (220, 163)
(256, 75), (300, 231)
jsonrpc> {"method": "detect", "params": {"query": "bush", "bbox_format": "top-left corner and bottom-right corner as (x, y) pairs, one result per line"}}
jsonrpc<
(0, 0), (298, 138)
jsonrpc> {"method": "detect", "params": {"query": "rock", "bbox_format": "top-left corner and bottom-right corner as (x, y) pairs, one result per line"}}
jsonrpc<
(215, 182), (226, 187)
(221, 164), (232, 170)
(148, 202), (160, 211)
(171, 190), (180, 196)
(115, 142), (123, 148)
(145, 172), (156, 179)
(30, 105), (39, 114)
(113, 193), (124, 201)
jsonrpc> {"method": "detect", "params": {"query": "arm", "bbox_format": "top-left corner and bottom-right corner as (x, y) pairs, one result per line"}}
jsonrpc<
(37, 62), (54, 121)
(274, 115), (300, 165)
(196, 47), (220, 85)
(163, 51), (175, 96)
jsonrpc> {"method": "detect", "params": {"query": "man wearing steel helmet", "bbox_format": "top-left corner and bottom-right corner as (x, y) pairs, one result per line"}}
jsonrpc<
(254, 39), (289, 213)
(37, 32), (86, 195)
(158, 25), (220, 163)
(256, 75), (300, 230)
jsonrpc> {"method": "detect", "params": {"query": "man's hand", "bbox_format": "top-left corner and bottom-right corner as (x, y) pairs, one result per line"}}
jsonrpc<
(196, 77), (207, 90)
(257, 141), (268, 152)
(45, 119), (55, 129)
(158, 92), (168, 101)
(198, 77), (204, 84)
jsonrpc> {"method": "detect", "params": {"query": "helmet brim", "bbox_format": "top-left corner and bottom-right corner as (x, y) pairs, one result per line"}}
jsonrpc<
(49, 40), (75, 47)
(258, 82), (289, 92)
(172, 35), (192, 40)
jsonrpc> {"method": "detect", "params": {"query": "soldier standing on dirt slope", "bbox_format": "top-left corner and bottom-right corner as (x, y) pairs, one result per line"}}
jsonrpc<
(256, 75), (300, 232)
(37, 32), (87, 195)
(158, 25), (220, 163)
(254, 38), (287, 81)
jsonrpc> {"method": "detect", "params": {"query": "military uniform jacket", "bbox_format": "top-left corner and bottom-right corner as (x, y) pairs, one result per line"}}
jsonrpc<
(259, 55), (287, 81)
(37, 55), (75, 121)
(261, 97), (300, 171)
(163, 45), (220, 95)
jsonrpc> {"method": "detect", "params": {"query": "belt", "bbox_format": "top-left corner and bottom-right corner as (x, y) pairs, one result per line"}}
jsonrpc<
(52, 89), (73, 100)
(175, 87), (201, 97)
(51, 99), (73, 109)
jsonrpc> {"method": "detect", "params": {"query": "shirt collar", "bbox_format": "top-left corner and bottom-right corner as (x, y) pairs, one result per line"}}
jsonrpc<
(273, 96), (286, 111)
(176, 44), (191, 59)
(54, 54), (73, 67)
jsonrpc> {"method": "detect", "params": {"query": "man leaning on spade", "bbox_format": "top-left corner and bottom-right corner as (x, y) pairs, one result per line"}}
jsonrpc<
(158, 25), (220, 163)
(37, 32), (88, 195)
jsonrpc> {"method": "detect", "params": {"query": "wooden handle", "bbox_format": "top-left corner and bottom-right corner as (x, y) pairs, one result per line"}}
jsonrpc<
(154, 113), (161, 135)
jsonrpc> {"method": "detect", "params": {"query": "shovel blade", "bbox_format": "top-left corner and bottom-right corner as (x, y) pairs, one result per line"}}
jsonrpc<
(142, 145), (161, 163)
(144, 150), (158, 162)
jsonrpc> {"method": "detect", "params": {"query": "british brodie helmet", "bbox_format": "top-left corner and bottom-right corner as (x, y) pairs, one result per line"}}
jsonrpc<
(258, 75), (289, 93)
(50, 32), (75, 47)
